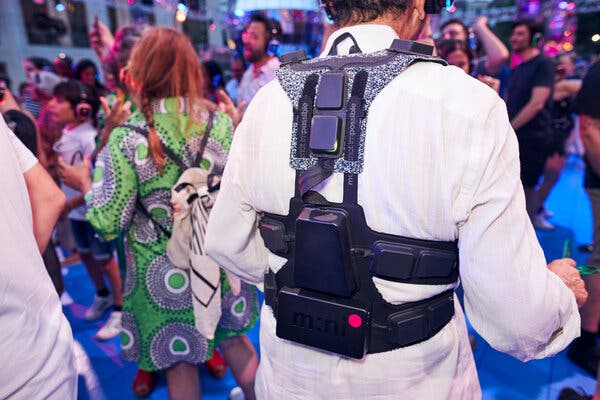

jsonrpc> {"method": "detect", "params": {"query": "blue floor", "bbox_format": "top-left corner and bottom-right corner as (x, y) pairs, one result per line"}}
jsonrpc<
(64, 155), (596, 399)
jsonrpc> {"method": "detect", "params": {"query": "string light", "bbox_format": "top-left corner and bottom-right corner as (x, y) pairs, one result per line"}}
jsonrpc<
(55, 0), (66, 12)
(592, 34), (600, 42)
(175, 1), (189, 22)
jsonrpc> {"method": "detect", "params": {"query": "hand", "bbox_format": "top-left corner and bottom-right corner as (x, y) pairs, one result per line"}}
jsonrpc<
(477, 75), (500, 93)
(472, 16), (489, 34)
(100, 96), (132, 146)
(216, 88), (248, 131)
(548, 258), (588, 308)
(57, 156), (93, 194)
(89, 20), (114, 59)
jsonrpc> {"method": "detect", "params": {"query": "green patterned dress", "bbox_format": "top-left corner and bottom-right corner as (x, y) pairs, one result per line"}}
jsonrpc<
(87, 97), (258, 371)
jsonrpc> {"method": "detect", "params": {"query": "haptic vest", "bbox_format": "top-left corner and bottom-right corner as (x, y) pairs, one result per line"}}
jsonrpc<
(260, 36), (459, 359)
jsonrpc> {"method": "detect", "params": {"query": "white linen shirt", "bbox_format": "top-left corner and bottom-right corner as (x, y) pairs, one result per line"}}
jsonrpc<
(206, 25), (580, 399)
(0, 115), (76, 399)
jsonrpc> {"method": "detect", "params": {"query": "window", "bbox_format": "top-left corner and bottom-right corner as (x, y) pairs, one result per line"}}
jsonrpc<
(20, 0), (89, 47)
(107, 4), (155, 34)
(183, 19), (209, 49)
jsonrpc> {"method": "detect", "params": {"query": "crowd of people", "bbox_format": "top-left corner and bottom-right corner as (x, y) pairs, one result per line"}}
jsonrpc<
(0, 1), (599, 399)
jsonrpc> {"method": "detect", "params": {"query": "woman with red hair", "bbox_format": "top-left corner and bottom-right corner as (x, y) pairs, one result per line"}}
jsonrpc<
(84, 28), (259, 399)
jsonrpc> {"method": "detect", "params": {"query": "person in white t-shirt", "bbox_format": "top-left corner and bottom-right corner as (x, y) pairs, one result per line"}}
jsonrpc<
(50, 80), (123, 340)
(0, 113), (76, 399)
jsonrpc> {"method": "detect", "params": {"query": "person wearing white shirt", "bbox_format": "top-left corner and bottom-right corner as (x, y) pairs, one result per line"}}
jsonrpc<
(50, 80), (123, 340)
(206, 1), (587, 398)
(237, 13), (281, 106)
(0, 114), (76, 399)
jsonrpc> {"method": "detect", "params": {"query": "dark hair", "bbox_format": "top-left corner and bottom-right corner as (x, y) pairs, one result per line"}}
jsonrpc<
(53, 80), (100, 116)
(554, 52), (576, 65)
(440, 18), (469, 38)
(512, 19), (544, 41)
(249, 13), (278, 52)
(436, 39), (474, 73)
(113, 25), (143, 68)
(74, 59), (98, 81)
(55, 53), (73, 67)
(203, 61), (225, 89)
(26, 57), (54, 72)
(0, 73), (11, 90)
(18, 81), (29, 95)
(325, 0), (410, 26)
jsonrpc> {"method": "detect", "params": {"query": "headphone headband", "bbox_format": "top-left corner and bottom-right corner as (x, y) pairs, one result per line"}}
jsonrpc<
(75, 82), (92, 120)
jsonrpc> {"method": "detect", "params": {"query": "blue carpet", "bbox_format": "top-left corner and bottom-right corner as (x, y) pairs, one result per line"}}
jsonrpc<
(65, 155), (596, 399)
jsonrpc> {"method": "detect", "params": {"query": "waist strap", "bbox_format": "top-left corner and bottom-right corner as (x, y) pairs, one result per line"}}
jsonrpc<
(264, 270), (455, 356)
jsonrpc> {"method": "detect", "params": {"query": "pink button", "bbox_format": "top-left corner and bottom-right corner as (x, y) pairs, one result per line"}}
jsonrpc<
(347, 314), (362, 328)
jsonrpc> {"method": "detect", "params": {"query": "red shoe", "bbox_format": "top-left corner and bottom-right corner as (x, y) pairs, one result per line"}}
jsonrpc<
(204, 349), (227, 379)
(132, 369), (154, 398)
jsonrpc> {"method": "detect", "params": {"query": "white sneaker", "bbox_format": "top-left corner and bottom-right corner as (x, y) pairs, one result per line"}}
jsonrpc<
(229, 387), (245, 400)
(95, 311), (122, 341)
(60, 290), (74, 306)
(534, 213), (555, 231)
(84, 294), (113, 321)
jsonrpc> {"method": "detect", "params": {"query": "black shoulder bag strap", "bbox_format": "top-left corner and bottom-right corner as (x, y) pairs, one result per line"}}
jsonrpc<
(123, 111), (216, 238)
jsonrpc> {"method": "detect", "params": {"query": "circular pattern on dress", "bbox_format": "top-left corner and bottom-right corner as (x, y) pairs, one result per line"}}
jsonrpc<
(134, 137), (151, 166)
(123, 248), (137, 297)
(91, 155), (116, 207)
(122, 131), (158, 183)
(146, 255), (192, 310)
(150, 322), (206, 369)
(121, 312), (140, 361)
(163, 269), (189, 294)
(133, 213), (159, 244)
(219, 283), (256, 331)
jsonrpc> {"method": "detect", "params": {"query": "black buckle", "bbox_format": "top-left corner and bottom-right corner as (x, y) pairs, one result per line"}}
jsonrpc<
(264, 269), (278, 309)
(386, 290), (454, 347)
(259, 218), (288, 254)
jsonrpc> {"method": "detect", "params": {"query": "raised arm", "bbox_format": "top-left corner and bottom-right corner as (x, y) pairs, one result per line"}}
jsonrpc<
(554, 79), (582, 101)
(472, 17), (510, 76)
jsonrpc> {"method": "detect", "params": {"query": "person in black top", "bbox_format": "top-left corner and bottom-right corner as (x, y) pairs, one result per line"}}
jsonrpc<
(0, 74), (37, 153)
(534, 54), (583, 230)
(505, 19), (555, 222)
(564, 61), (600, 384)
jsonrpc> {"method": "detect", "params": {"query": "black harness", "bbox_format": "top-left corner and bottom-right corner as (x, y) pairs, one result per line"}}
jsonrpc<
(260, 38), (459, 359)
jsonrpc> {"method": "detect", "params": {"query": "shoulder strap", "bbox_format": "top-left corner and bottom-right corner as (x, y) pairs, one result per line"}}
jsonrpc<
(136, 197), (172, 238)
(193, 111), (215, 168)
(122, 110), (216, 171)
(122, 124), (187, 170)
